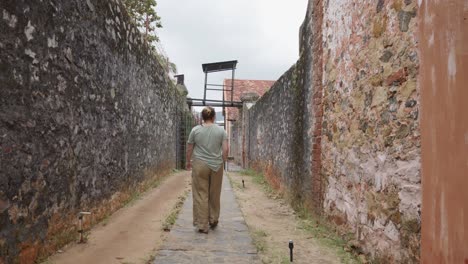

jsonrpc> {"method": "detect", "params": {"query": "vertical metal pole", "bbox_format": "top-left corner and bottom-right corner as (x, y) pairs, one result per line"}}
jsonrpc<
(78, 212), (91, 243)
(203, 72), (208, 105)
(247, 110), (251, 168)
(223, 80), (226, 129)
(79, 215), (83, 243)
(231, 68), (235, 104)
(242, 105), (246, 168)
(223, 80), (227, 173)
(180, 112), (184, 169)
(176, 111), (179, 169)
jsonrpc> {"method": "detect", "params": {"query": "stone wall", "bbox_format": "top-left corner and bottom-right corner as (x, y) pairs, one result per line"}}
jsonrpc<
(242, 0), (318, 207)
(0, 0), (187, 263)
(247, 63), (311, 204)
(236, 0), (421, 262)
(321, 0), (420, 262)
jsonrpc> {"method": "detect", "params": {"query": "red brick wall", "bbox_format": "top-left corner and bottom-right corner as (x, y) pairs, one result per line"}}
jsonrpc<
(310, 0), (324, 213)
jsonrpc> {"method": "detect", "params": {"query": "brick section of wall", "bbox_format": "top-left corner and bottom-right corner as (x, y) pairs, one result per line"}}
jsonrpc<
(321, 0), (420, 262)
(0, 1), (187, 263)
(310, 0), (324, 213)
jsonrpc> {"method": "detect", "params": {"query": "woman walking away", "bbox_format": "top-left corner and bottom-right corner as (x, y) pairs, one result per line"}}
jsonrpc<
(186, 106), (228, 234)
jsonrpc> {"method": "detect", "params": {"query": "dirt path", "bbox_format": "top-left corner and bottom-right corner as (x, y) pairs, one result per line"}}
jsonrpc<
(45, 171), (191, 264)
(228, 171), (359, 264)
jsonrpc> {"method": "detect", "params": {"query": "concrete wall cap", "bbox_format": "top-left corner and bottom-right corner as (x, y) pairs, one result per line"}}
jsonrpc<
(240, 92), (260, 102)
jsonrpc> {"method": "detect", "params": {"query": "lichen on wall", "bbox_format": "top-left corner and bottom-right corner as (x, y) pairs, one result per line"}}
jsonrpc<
(0, 0), (186, 263)
(321, 0), (420, 262)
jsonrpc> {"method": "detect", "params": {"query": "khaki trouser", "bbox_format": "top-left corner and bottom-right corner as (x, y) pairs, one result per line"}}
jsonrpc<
(192, 159), (223, 231)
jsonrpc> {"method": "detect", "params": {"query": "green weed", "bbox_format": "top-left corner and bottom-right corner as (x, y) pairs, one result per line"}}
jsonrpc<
(162, 190), (189, 231)
(295, 205), (360, 264)
(240, 169), (276, 196)
(252, 229), (268, 252)
(228, 175), (243, 190)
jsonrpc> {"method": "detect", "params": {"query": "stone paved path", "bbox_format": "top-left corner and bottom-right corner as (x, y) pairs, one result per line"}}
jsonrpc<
(153, 171), (259, 263)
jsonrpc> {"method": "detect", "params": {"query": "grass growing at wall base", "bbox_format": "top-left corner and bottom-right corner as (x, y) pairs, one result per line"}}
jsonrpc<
(241, 169), (361, 264)
(252, 229), (268, 252)
(295, 206), (360, 263)
(240, 169), (281, 198)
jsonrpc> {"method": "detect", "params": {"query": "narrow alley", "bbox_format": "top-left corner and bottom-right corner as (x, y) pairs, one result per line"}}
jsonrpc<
(1, 0), (467, 263)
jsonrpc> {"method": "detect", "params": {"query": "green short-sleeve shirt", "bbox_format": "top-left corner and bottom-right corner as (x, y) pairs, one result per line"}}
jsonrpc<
(187, 124), (227, 171)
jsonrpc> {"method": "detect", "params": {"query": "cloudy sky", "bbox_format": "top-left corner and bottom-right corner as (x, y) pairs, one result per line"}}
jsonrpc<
(156, 0), (309, 101)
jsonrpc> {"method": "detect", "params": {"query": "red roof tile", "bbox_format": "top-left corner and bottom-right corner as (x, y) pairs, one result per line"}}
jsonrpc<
(223, 79), (275, 121)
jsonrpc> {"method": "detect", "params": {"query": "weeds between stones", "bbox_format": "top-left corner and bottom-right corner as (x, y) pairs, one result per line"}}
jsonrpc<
(162, 190), (190, 231)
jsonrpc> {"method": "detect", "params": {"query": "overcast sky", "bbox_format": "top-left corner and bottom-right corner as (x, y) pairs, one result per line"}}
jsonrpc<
(156, 0), (309, 101)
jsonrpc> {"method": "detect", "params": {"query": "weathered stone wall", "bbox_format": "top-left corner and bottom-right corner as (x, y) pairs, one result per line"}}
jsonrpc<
(247, 63), (310, 201)
(243, 0), (317, 206)
(321, 0), (420, 262)
(236, 0), (421, 262)
(0, 0), (186, 262)
(232, 0), (322, 212)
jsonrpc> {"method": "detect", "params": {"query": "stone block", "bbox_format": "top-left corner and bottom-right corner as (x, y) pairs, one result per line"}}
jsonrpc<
(384, 221), (400, 241)
(385, 68), (408, 86)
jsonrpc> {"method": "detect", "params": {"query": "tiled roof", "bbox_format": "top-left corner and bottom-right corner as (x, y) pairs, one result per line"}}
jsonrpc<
(223, 79), (275, 121)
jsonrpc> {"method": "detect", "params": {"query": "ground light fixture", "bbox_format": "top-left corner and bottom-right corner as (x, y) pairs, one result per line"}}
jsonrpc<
(289, 240), (294, 262)
(78, 211), (92, 243)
